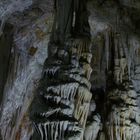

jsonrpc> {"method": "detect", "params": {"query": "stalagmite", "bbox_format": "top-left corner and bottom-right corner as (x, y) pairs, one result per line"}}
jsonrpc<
(30, 0), (94, 140)
(106, 36), (140, 140)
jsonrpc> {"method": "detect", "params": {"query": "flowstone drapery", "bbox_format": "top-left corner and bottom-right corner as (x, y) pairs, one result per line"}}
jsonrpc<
(30, 0), (94, 139)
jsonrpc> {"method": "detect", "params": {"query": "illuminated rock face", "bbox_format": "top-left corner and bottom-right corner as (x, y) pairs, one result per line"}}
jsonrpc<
(0, 1), (54, 139)
(1, 0), (140, 140)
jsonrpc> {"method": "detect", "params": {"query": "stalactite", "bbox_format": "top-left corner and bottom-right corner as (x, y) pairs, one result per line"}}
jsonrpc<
(74, 86), (92, 127)
(105, 30), (110, 70)
(0, 12), (52, 139)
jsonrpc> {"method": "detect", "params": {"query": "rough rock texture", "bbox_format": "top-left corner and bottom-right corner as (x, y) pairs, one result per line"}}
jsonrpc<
(0, 0), (140, 140)
(0, 1), (54, 139)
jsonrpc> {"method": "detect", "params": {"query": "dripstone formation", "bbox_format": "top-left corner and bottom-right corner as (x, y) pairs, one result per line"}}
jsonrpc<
(1, 0), (140, 140)
(30, 0), (94, 139)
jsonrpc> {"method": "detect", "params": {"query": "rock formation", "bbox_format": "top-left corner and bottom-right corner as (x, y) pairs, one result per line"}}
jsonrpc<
(0, 0), (140, 140)
(30, 0), (93, 139)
